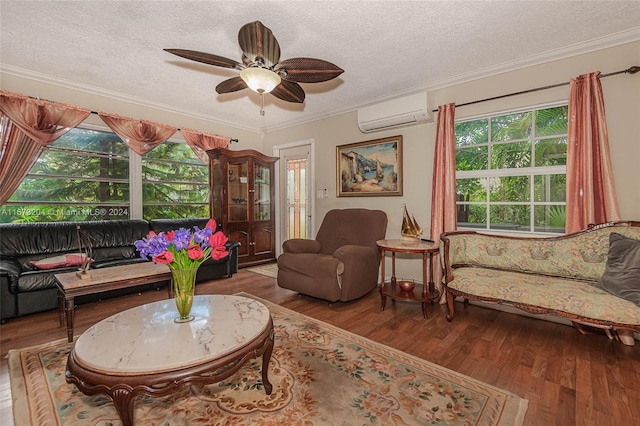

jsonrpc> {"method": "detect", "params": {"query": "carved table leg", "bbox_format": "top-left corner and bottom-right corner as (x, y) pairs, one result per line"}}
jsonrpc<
(57, 290), (65, 326)
(422, 252), (428, 319)
(261, 329), (274, 395)
(110, 388), (137, 426)
(379, 248), (387, 311)
(64, 297), (75, 342)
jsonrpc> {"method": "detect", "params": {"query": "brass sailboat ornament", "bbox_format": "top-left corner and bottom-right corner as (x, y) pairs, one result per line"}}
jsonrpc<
(401, 204), (423, 243)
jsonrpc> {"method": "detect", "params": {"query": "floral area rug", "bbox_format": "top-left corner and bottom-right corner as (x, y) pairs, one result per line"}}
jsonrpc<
(245, 262), (278, 278)
(8, 293), (527, 425)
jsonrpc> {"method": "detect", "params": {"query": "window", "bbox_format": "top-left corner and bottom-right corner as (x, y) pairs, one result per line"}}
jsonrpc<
(142, 141), (209, 219)
(455, 105), (567, 234)
(1, 127), (130, 222)
(1, 126), (209, 223)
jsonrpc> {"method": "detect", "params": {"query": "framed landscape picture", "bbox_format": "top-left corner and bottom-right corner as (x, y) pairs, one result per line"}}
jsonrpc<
(336, 135), (403, 197)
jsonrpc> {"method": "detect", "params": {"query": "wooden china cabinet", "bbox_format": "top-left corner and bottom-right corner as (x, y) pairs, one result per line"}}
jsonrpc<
(207, 148), (279, 267)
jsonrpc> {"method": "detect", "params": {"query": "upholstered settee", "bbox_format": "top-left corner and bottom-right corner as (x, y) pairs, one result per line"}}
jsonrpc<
(277, 208), (388, 302)
(441, 221), (640, 346)
(0, 218), (240, 322)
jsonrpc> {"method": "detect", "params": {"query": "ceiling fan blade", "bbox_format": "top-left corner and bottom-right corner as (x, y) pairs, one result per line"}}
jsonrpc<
(215, 77), (247, 94)
(238, 21), (281, 68)
(164, 49), (242, 69)
(275, 58), (344, 83)
(270, 80), (305, 103)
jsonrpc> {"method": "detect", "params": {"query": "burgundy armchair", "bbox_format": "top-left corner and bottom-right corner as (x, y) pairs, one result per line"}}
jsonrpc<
(277, 209), (388, 302)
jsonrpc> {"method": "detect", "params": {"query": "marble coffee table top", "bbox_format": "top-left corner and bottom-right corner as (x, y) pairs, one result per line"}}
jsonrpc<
(73, 294), (271, 374)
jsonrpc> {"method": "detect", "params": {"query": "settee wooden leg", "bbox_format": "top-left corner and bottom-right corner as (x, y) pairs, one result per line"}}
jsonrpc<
(445, 290), (455, 322)
(571, 321), (588, 335)
(617, 329), (636, 346)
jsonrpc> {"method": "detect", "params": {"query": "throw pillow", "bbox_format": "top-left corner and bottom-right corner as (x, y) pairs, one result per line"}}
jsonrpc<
(65, 253), (91, 267)
(30, 255), (68, 270)
(598, 233), (640, 306)
(30, 254), (91, 270)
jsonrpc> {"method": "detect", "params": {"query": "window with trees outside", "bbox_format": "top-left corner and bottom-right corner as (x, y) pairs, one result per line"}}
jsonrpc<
(0, 126), (209, 223)
(455, 104), (567, 234)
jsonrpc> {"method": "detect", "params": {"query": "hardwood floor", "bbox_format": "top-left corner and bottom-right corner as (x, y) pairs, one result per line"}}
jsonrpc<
(2, 268), (639, 425)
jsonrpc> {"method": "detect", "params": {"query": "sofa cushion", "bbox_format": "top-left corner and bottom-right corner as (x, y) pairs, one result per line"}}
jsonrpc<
(598, 233), (640, 307)
(448, 266), (640, 326)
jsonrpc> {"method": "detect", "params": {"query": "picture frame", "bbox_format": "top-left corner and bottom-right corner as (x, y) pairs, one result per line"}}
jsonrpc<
(336, 135), (403, 197)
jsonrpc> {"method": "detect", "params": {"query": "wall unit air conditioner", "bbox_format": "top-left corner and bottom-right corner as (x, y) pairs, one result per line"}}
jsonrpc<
(357, 92), (431, 133)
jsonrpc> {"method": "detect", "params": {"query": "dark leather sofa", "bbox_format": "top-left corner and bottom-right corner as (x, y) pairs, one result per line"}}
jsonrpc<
(0, 218), (240, 322)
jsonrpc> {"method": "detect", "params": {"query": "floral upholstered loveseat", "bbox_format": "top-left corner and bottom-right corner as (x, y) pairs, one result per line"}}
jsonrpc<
(440, 221), (640, 346)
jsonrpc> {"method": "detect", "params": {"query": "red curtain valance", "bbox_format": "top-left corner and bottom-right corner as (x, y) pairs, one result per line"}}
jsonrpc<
(0, 91), (91, 145)
(180, 127), (230, 163)
(98, 112), (177, 156)
(0, 91), (91, 205)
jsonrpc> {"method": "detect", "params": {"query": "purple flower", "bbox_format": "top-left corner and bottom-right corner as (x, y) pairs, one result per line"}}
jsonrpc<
(171, 228), (192, 251)
(193, 225), (213, 246)
(135, 231), (171, 259)
(134, 239), (150, 258)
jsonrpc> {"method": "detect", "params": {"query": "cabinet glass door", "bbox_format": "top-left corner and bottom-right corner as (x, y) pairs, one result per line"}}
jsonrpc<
(228, 160), (249, 222)
(254, 163), (271, 221)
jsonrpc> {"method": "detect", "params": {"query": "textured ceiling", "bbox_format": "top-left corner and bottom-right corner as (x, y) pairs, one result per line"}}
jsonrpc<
(2, 1), (639, 133)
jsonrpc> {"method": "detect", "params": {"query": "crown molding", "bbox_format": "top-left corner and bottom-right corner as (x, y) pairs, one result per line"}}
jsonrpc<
(2, 27), (638, 135)
(262, 28), (640, 133)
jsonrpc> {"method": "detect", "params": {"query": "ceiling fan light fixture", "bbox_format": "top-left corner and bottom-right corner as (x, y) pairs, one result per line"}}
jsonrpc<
(240, 67), (281, 93)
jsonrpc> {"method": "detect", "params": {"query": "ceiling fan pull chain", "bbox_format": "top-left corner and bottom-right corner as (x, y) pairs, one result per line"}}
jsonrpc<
(260, 93), (265, 116)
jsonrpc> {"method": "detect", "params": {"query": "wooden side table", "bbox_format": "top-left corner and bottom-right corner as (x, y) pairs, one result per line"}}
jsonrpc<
(376, 239), (440, 318)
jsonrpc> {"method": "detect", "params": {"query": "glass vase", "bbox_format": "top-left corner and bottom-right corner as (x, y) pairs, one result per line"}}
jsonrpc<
(171, 267), (198, 323)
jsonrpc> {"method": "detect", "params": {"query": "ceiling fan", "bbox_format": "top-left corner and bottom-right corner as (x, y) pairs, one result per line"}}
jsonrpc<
(164, 20), (344, 115)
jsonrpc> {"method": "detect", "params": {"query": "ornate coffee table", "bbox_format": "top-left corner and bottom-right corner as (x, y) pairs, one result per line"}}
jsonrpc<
(65, 294), (274, 426)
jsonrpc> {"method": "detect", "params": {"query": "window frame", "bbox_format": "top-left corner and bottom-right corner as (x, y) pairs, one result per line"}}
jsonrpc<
(454, 101), (568, 236)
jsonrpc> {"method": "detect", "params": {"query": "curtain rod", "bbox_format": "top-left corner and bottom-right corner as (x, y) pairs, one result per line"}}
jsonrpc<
(85, 109), (238, 144)
(431, 65), (640, 113)
(8, 92), (241, 143)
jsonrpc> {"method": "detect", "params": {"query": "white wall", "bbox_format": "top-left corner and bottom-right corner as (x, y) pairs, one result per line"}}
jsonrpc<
(262, 41), (640, 279)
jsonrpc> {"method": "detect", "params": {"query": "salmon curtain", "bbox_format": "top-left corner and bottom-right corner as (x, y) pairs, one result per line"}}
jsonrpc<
(180, 127), (231, 163)
(0, 91), (90, 205)
(98, 112), (177, 156)
(430, 103), (457, 303)
(565, 72), (620, 233)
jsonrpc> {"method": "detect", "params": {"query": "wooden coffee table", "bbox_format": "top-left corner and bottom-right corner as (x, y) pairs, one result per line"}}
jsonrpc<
(65, 295), (274, 426)
(54, 262), (173, 342)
